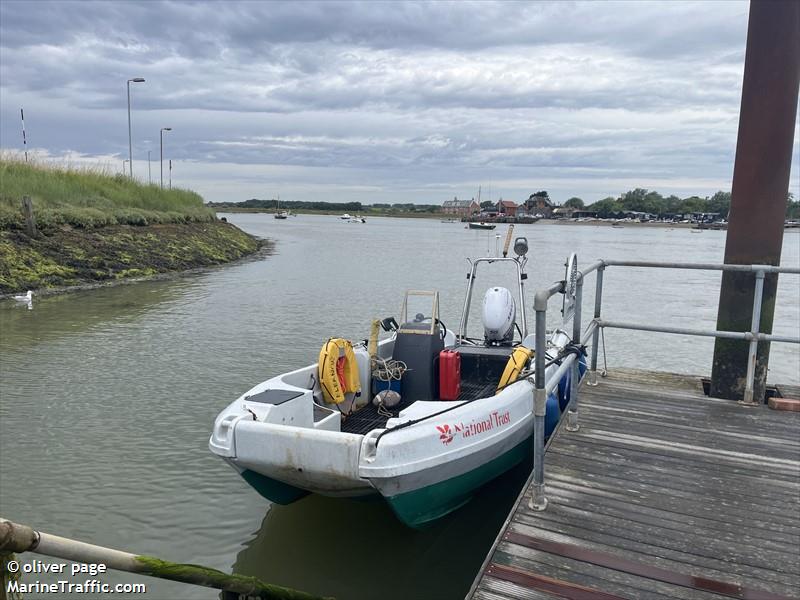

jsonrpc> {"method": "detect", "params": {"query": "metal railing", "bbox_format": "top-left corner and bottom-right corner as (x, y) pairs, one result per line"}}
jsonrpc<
(528, 259), (800, 511)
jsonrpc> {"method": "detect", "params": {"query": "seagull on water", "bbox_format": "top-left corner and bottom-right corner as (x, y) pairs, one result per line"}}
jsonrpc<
(12, 290), (33, 309)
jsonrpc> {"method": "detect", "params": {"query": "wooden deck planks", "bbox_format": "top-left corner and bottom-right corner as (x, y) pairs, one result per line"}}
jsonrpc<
(468, 369), (800, 600)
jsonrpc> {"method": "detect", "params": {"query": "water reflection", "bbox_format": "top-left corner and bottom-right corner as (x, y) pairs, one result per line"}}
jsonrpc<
(0, 277), (201, 348)
(234, 459), (533, 600)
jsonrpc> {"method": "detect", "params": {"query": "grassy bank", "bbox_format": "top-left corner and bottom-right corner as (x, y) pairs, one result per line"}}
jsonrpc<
(0, 156), (215, 229)
(0, 157), (261, 294)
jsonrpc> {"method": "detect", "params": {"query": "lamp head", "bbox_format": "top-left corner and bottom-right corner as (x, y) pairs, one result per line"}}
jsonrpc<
(130, 78), (145, 83)
(513, 236), (529, 256)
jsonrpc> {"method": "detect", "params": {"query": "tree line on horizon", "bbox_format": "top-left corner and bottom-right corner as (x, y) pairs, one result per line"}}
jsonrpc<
(481, 188), (797, 219)
(207, 198), (443, 212)
(564, 189), (736, 218)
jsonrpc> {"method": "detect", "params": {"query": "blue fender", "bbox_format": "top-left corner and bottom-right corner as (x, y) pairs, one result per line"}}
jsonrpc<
(557, 371), (571, 412)
(557, 355), (588, 412)
(545, 392), (561, 437)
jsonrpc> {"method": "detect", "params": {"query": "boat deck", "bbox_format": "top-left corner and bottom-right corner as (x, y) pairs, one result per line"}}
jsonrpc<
(468, 368), (800, 600)
(340, 380), (498, 435)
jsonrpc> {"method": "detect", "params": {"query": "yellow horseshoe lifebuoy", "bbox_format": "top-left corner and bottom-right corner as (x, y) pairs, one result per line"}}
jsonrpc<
(318, 338), (361, 404)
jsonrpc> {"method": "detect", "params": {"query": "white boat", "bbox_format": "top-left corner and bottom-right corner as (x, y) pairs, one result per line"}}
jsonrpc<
(340, 213), (352, 220)
(209, 239), (582, 528)
(349, 216), (366, 223)
(273, 195), (288, 219)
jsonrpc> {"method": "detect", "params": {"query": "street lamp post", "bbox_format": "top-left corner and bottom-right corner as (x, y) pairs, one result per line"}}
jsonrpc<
(160, 127), (172, 189)
(126, 78), (145, 178)
(148, 150), (152, 185)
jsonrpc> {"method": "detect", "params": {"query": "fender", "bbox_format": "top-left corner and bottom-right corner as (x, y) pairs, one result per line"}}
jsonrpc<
(496, 346), (533, 393)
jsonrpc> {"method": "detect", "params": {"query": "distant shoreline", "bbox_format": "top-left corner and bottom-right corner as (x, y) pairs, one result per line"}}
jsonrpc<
(214, 207), (442, 219)
(537, 219), (696, 229)
(215, 209), (703, 228)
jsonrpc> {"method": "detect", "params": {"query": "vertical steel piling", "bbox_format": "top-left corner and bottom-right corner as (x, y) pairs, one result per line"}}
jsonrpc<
(710, 0), (800, 401)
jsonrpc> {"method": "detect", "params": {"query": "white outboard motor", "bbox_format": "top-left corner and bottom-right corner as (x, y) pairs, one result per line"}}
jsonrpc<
(482, 287), (516, 344)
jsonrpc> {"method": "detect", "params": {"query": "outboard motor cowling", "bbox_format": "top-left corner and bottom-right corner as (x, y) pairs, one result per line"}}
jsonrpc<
(482, 287), (516, 344)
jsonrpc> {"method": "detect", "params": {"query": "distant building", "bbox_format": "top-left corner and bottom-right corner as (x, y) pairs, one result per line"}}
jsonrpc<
(622, 211), (655, 221)
(523, 193), (555, 218)
(496, 199), (518, 217)
(552, 207), (575, 219)
(442, 196), (480, 216)
(552, 207), (598, 219)
(691, 212), (721, 223)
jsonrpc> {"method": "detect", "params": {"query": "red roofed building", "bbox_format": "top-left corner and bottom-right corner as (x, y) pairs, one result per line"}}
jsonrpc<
(442, 197), (480, 216)
(496, 199), (518, 217)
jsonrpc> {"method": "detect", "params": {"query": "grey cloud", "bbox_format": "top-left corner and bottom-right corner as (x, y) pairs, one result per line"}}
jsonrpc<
(2, 0), (793, 205)
(0, 1), (747, 57)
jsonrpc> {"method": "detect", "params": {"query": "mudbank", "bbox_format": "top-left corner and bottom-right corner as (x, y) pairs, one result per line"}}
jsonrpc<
(0, 221), (262, 294)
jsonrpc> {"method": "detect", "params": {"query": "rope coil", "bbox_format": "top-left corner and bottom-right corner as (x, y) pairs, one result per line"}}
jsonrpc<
(371, 356), (409, 381)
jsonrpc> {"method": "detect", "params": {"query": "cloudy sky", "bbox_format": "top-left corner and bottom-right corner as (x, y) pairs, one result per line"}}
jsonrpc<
(1, 0), (797, 204)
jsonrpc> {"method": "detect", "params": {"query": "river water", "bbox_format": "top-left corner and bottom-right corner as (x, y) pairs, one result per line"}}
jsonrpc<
(1, 214), (798, 599)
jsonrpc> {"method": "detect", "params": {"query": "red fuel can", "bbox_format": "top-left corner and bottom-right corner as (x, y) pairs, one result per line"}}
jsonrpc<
(439, 349), (461, 401)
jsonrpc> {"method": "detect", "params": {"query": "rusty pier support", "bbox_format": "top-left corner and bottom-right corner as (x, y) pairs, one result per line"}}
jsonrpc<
(711, 0), (800, 401)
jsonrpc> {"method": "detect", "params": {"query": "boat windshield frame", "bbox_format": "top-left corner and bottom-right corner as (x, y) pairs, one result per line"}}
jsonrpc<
(457, 256), (529, 343)
(399, 290), (440, 334)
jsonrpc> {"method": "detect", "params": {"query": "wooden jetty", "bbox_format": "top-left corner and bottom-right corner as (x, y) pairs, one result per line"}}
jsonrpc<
(468, 368), (800, 600)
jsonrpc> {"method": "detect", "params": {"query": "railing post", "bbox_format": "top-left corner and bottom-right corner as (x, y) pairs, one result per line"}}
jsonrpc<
(741, 270), (765, 406)
(529, 305), (548, 511)
(566, 275), (583, 431)
(588, 265), (604, 385)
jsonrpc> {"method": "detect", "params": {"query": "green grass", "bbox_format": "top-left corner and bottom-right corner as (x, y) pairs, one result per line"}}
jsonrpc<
(0, 155), (215, 230)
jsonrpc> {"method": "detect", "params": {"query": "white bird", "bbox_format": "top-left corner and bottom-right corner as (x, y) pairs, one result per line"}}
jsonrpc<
(12, 290), (33, 309)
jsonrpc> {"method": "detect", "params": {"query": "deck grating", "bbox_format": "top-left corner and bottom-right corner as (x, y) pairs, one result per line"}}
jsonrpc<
(459, 380), (500, 401)
(339, 400), (409, 434)
(467, 368), (800, 600)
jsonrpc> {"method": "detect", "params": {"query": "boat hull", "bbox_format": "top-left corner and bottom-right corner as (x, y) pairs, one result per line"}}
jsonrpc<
(210, 328), (577, 528)
(217, 376), (565, 526)
(383, 433), (532, 528)
(241, 468), (311, 504)
(235, 433), (533, 528)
